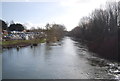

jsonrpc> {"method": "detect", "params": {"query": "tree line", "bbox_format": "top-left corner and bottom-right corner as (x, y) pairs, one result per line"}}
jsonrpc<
(1, 20), (25, 32)
(69, 1), (119, 61)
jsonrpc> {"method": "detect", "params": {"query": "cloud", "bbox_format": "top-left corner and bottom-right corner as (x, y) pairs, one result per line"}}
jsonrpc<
(23, 22), (45, 29)
(12, 21), (35, 29)
(50, 0), (109, 31)
(23, 22), (33, 29)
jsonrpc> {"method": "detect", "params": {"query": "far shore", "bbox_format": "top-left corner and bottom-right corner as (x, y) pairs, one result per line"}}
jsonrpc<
(1, 38), (46, 49)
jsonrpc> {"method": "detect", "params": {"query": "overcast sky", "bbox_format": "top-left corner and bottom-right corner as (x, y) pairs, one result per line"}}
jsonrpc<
(1, 0), (117, 31)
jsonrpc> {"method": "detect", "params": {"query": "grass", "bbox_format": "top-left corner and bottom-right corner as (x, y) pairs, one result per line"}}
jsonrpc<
(1, 38), (46, 47)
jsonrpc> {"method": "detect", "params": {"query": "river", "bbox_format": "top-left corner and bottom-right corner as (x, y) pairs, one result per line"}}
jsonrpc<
(2, 37), (120, 79)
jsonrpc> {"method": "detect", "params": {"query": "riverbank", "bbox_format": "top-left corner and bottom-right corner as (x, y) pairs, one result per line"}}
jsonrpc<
(71, 36), (119, 62)
(1, 38), (46, 48)
(87, 36), (118, 62)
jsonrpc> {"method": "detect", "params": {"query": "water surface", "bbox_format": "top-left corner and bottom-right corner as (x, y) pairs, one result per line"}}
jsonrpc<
(3, 37), (118, 79)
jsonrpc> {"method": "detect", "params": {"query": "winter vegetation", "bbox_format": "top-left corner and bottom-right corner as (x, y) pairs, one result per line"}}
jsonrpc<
(69, 1), (119, 61)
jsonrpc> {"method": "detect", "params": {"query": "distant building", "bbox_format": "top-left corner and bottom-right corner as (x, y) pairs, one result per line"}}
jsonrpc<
(2, 29), (46, 41)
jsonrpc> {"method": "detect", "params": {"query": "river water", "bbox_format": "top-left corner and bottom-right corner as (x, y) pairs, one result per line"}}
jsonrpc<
(2, 37), (120, 79)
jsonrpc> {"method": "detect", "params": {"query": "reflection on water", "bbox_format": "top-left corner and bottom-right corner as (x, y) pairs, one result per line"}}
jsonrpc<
(2, 37), (118, 79)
